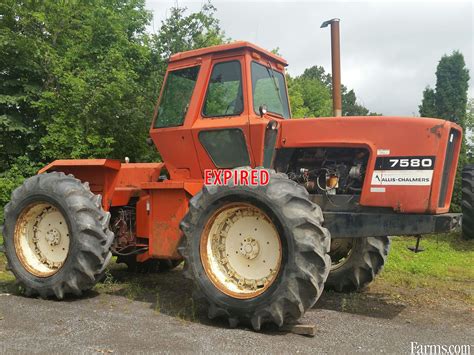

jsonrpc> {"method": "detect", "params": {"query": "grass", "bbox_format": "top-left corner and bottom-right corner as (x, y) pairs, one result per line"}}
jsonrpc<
(1, 231), (473, 312)
(0, 234), (13, 282)
(93, 262), (200, 322)
(373, 232), (474, 306)
(383, 233), (473, 283)
(0, 234), (17, 294)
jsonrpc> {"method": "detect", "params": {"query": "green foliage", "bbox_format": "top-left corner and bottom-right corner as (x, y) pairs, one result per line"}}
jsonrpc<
(156, 66), (200, 127)
(288, 75), (333, 117)
(0, 0), (227, 218)
(342, 89), (381, 116)
(252, 63), (289, 118)
(420, 52), (470, 124)
(287, 65), (378, 118)
(434, 52), (470, 124)
(205, 81), (240, 116)
(0, 0), (47, 171)
(203, 61), (242, 117)
(0, 156), (41, 222)
(152, 2), (226, 60)
(419, 87), (437, 117)
(466, 99), (474, 160)
(1, 0), (158, 164)
(382, 233), (474, 288)
(419, 51), (470, 211)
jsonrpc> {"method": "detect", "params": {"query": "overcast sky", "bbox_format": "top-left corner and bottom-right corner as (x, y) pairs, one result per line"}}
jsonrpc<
(146, 0), (473, 116)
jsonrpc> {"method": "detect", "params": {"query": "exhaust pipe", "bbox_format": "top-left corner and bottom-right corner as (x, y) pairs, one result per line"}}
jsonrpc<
(321, 18), (342, 117)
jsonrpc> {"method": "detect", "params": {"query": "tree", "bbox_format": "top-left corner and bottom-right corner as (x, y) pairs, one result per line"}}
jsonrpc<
(0, 0), (48, 171)
(419, 51), (470, 211)
(289, 76), (333, 117)
(0, 0), (158, 164)
(435, 51), (470, 124)
(0, 0), (227, 217)
(152, 2), (226, 61)
(288, 65), (378, 118)
(419, 51), (470, 124)
(465, 98), (474, 162)
(419, 87), (437, 117)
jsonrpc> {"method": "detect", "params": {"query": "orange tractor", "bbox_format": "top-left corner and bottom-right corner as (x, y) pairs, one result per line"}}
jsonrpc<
(3, 30), (463, 330)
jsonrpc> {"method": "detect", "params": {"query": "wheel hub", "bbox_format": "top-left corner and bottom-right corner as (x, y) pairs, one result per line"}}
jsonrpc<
(201, 203), (282, 299)
(14, 202), (70, 277)
(240, 237), (260, 260)
(45, 228), (61, 246)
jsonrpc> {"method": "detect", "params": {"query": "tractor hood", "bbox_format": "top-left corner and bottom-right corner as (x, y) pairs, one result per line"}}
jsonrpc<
(278, 116), (461, 151)
(277, 116), (462, 214)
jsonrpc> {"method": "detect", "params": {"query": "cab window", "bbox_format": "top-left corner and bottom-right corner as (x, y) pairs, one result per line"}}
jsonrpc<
(251, 61), (290, 118)
(154, 66), (200, 128)
(203, 61), (243, 117)
(199, 129), (250, 168)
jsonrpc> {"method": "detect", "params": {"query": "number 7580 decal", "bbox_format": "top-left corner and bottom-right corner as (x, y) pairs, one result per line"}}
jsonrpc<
(375, 156), (436, 170)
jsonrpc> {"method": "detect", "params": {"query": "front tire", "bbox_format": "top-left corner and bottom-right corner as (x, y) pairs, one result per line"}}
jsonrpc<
(3, 172), (114, 299)
(179, 170), (331, 330)
(326, 236), (390, 292)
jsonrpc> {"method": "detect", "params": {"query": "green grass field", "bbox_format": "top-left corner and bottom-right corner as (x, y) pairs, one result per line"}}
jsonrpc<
(383, 233), (473, 284)
(374, 233), (473, 306)
(1, 232), (473, 306)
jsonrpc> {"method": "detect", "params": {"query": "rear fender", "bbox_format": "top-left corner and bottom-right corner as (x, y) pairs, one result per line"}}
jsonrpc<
(39, 159), (164, 210)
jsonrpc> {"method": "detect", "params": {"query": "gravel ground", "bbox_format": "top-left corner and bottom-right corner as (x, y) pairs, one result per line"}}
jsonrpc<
(0, 270), (472, 355)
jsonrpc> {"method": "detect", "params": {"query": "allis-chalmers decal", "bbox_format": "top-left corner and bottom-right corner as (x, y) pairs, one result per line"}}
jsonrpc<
(371, 156), (436, 186)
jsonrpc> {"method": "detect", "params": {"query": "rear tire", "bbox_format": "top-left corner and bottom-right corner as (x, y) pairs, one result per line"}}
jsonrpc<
(326, 236), (390, 292)
(3, 172), (114, 299)
(462, 165), (474, 240)
(179, 170), (331, 330)
(158, 259), (182, 271)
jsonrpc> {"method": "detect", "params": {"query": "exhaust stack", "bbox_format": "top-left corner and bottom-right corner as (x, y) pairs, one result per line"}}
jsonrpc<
(321, 18), (342, 117)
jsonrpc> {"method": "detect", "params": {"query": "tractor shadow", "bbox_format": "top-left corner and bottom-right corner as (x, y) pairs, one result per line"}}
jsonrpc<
(100, 262), (406, 331)
(100, 263), (228, 328)
(1, 251), (405, 326)
(315, 290), (406, 319)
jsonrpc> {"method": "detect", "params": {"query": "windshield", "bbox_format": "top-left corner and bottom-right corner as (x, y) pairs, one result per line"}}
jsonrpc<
(251, 61), (290, 118)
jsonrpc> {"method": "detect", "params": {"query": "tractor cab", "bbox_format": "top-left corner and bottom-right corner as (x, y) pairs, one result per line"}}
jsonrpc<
(149, 41), (290, 180)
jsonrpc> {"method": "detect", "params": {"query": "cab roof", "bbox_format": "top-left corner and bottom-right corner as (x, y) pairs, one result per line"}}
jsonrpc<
(169, 41), (288, 66)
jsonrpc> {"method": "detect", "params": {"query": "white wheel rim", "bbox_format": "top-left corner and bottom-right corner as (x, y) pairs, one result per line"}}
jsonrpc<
(200, 203), (282, 299)
(14, 202), (70, 277)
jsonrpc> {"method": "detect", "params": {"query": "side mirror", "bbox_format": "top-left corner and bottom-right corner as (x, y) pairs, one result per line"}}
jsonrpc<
(259, 104), (268, 118)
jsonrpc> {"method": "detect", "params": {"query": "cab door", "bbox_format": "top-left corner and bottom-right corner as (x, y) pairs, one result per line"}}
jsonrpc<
(247, 58), (290, 168)
(191, 56), (254, 172)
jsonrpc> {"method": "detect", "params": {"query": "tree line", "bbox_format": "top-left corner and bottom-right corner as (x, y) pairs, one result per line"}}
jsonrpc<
(0, 0), (471, 218)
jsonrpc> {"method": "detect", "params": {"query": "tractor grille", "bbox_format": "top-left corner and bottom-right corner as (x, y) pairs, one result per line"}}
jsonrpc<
(438, 128), (460, 208)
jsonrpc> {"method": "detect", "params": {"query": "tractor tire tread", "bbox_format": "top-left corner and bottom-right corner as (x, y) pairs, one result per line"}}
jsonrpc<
(2, 172), (113, 299)
(326, 236), (390, 292)
(178, 169), (330, 330)
(462, 165), (474, 240)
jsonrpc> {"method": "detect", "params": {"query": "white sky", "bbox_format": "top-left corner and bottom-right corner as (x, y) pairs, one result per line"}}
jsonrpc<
(146, 0), (474, 116)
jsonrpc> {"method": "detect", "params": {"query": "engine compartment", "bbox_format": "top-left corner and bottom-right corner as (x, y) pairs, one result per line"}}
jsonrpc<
(274, 147), (370, 195)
